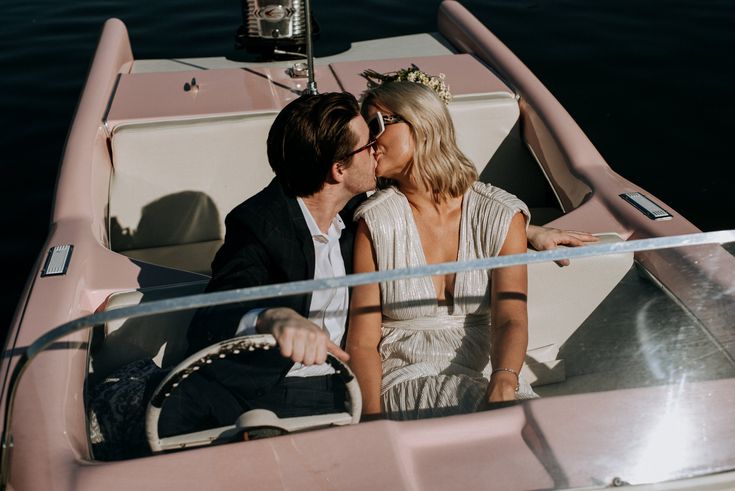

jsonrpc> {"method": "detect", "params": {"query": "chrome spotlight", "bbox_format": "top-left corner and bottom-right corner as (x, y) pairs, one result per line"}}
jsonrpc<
(235, 0), (320, 60)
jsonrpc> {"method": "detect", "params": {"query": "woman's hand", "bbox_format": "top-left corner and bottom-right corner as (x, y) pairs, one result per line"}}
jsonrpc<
(526, 225), (599, 266)
(487, 370), (518, 403)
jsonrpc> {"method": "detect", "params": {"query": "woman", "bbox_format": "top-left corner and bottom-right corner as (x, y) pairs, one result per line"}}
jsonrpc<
(346, 80), (538, 420)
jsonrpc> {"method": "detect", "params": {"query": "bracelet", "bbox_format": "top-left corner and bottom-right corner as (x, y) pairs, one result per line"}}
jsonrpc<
(491, 367), (520, 392)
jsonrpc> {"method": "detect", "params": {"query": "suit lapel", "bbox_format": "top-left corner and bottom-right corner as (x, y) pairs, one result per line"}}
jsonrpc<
(284, 190), (315, 319)
(285, 196), (316, 281)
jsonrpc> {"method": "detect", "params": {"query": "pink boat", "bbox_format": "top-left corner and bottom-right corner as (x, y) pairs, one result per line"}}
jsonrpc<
(2, 1), (734, 489)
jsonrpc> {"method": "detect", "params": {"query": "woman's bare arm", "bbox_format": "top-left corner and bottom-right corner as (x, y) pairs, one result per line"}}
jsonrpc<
(488, 213), (529, 402)
(346, 219), (384, 416)
(526, 225), (599, 266)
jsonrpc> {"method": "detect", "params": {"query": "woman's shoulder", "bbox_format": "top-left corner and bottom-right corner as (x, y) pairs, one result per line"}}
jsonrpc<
(468, 181), (528, 212)
(467, 181), (530, 226)
(353, 186), (404, 222)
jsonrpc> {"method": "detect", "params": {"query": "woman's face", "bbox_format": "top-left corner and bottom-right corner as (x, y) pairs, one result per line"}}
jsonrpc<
(363, 104), (414, 180)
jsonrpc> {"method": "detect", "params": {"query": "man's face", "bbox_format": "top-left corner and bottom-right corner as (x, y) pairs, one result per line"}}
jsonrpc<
(342, 116), (377, 195)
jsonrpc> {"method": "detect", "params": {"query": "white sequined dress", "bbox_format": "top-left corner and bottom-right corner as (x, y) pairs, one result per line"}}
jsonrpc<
(354, 182), (538, 420)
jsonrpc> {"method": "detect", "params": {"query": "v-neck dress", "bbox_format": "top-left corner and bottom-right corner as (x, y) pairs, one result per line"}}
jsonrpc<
(354, 182), (537, 420)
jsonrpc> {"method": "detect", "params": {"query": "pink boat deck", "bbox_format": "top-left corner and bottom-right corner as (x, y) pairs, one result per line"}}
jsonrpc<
(105, 54), (514, 130)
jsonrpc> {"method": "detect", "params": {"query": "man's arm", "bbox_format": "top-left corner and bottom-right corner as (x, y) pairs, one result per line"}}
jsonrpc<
(191, 209), (348, 366)
(187, 212), (300, 352)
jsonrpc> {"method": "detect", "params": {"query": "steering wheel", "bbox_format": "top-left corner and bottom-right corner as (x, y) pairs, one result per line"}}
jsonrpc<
(145, 334), (361, 452)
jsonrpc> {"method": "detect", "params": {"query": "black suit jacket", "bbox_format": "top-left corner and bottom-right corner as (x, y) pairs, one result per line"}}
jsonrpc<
(187, 178), (366, 353)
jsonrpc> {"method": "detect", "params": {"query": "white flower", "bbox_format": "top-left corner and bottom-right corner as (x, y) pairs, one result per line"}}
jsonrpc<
(360, 65), (453, 105)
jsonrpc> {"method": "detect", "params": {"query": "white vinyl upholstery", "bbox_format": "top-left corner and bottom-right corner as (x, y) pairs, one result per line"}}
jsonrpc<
(449, 94), (519, 173)
(524, 233), (633, 385)
(90, 281), (207, 383)
(109, 113), (278, 274)
(527, 234), (633, 350)
(107, 96), (521, 274)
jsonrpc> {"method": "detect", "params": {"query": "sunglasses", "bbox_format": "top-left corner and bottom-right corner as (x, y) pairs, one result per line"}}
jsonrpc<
(343, 111), (405, 160)
(343, 137), (377, 160)
(367, 111), (404, 139)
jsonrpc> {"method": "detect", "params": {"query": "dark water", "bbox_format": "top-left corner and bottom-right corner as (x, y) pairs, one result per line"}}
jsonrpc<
(1, 0), (733, 337)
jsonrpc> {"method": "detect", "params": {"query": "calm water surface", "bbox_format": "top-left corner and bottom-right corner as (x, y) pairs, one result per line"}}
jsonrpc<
(1, 0), (733, 335)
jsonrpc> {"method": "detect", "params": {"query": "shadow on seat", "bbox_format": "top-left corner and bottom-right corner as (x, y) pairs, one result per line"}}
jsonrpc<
(89, 281), (208, 386)
(110, 191), (222, 275)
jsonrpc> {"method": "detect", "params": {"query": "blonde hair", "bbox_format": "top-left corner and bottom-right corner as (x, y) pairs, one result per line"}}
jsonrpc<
(361, 81), (477, 202)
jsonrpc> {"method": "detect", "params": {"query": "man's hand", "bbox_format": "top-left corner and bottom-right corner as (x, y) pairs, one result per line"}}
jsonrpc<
(257, 307), (350, 365)
(527, 225), (599, 267)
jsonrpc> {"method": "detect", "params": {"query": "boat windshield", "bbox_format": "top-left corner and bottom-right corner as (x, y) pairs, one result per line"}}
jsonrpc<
(5, 231), (735, 488)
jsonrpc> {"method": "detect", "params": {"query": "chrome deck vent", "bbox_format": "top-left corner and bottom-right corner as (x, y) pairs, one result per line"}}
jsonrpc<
(620, 192), (673, 221)
(41, 245), (73, 277)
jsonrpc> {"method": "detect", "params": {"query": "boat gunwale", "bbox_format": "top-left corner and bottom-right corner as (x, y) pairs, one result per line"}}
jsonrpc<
(4, 3), (735, 488)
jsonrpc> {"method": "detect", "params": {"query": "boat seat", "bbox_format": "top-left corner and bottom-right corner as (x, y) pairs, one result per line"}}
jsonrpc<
(523, 233), (633, 386)
(108, 94), (558, 274)
(108, 113), (279, 275)
(451, 95), (561, 223)
(88, 281), (208, 385)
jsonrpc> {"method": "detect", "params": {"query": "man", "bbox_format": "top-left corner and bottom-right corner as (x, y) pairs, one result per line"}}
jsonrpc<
(160, 92), (375, 436)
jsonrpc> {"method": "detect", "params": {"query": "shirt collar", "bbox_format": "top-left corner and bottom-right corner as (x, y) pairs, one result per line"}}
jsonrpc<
(296, 197), (345, 242)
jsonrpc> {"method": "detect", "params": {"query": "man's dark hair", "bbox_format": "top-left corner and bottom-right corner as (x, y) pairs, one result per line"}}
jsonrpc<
(267, 92), (360, 197)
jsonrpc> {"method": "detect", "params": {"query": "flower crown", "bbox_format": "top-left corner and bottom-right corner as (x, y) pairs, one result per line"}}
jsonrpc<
(360, 64), (452, 106)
